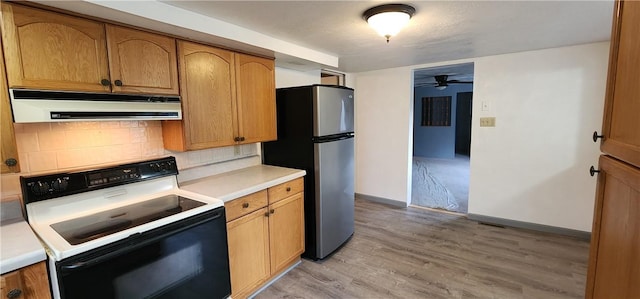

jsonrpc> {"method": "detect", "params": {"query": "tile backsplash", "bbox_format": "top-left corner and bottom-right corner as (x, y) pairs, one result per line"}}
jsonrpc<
(1, 120), (259, 199)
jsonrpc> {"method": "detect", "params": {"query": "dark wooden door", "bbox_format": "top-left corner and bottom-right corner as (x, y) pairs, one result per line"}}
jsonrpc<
(455, 92), (473, 156)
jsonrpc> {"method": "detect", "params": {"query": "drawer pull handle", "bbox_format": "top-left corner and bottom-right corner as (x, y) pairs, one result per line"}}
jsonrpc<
(242, 202), (249, 208)
(592, 131), (604, 142)
(7, 289), (22, 299)
(590, 166), (600, 177)
(286, 187), (291, 192)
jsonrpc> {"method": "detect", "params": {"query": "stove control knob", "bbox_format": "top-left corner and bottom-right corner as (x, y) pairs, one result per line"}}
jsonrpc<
(150, 163), (161, 171)
(31, 181), (50, 195)
(52, 178), (69, 191)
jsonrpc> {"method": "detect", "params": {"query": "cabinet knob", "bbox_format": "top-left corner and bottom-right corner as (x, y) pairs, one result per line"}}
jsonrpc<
(270, 209), (275, 214)
(234, 137), (241, 142)
(114, 80), (123, 86)
(7, 288), (22, 299)
(4, 158), (17, 167)
(286, 187), (291, 192)
(100, 79), (111, 86)
(242, 202), (249, 208)
(592, 131), (604, 142)
(265, 212), (270, 217)
(590, 165), (600, 177)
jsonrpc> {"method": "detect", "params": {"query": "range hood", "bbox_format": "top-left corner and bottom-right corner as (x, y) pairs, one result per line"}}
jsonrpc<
(9, 89), (182, 123)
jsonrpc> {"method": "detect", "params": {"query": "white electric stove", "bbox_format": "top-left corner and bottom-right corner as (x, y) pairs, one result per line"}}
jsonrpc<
(21, 157), (232, 299)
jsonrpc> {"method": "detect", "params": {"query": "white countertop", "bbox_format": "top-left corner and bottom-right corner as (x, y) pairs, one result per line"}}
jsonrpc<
(1, 201), (47, 274)
(180, 164), (306, 202)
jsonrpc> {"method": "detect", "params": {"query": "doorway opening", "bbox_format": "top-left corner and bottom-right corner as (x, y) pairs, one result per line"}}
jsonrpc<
(411, 63), (474, 214)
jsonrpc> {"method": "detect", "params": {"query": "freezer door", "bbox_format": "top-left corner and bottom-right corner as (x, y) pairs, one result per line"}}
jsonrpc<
(313, 86), (354, 137)
(314, 136), (355, 258)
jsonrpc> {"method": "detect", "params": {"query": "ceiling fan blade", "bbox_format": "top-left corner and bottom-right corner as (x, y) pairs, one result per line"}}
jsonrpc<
(447, 80), (473, 84)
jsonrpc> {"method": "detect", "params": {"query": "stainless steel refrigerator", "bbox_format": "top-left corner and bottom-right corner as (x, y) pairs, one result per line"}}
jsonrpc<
(262, 85), (355, 260)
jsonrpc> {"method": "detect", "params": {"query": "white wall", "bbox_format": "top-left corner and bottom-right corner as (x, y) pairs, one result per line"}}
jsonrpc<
(469, 43), (608, 231)
(275, 67), (320, 88)
(354, 42), (609, 231)
(355, 68), (413, 205)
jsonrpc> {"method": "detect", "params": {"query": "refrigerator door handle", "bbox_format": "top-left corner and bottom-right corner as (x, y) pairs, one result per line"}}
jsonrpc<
(312, 132), (354, 143)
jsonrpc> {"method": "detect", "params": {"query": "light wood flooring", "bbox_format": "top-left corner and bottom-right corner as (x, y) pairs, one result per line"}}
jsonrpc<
(255, 199), (589, 299)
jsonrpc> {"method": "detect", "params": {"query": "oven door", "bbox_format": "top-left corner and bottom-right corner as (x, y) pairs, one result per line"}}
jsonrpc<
(55, 207), (230, 299)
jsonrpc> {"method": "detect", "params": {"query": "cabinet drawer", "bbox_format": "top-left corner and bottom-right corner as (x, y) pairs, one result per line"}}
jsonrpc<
(225, 190), (268, 222)
(268, 178), (304, 204)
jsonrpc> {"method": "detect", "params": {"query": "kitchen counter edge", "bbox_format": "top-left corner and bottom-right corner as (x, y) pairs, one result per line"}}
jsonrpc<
(179, 165), (306, 202)
(1, 220), (47, 275)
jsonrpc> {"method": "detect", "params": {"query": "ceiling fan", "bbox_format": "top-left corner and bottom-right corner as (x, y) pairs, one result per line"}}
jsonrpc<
(433, 75), (473, 90)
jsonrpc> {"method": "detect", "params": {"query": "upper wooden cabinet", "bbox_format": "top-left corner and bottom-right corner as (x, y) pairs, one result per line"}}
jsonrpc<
(163, 41), (236, 150)
(600, 0), (640, 168)
(235, 54), (277, 144)
(0, 3), (178, 95)
(1, 3), (110, 92)
(162, 41), (276, 151)
(105, 25), (179, 95)
(1, 36), (19, 173)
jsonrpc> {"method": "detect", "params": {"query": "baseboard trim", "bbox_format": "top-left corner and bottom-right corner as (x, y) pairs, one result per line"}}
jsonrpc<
(248, 259), (301, 298)
(467, 213), (591, 240)
(355, 193), (408, 208)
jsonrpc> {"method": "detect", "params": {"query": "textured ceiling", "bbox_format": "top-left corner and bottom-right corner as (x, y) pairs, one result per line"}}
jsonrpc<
(163, 1), (614, 73)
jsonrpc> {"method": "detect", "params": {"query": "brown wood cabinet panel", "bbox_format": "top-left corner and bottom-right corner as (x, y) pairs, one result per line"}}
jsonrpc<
(0, 3), (110, 92)
(0, 262), (51, 299)
(268, 192), (305, 274)
(105, 25), (179, 95)
(163, 41), (237, 151)
(235, 54), (277, 144)
(0, 36), (19, 173)
(268, 177), (304, 204)
(601, 0), (640, 168)
(225, 190), (268, 222)
(227, 207), (270, 299)
(586, 155), (640, 298)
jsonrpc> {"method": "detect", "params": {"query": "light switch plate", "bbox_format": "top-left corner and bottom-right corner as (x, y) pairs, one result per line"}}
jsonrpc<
(481, 101), (491, 111)
(480, 117), (496, 127)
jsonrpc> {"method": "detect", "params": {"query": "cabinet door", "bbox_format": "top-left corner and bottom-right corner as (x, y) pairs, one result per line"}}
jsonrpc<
(0, 3), (110, 92)
(235, 54), (277, 144)
(0, 36), (19, 173)
(0, 270), (25, 299)
(163, 41), (237, 151)
(601, 1), (640, 168)
(0, 262), (51, 299)
(268, 192), (304, 274)
(105, 25), (179, 95)
(227, 208), (270, 299)
(586, 155), (640, 298)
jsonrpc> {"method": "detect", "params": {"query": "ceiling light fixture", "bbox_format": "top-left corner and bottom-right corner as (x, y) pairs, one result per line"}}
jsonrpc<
(435, 85), (447, 90)
(363, 4), (416, 43)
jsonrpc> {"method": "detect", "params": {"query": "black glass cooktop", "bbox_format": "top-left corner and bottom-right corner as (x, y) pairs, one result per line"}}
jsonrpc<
(51, 195), (205, 245)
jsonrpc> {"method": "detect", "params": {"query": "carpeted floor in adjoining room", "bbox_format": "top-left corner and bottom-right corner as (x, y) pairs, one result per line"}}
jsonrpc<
(411, 155), (470, 213)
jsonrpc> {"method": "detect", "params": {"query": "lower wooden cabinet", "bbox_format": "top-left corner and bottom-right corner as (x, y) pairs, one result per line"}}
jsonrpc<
(225, 178), (305, 299)
(586, 155), (640, 298)
(0, 262), (51, 299)
(227, 207), (270, 297)
(269, 192), (305, 274)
